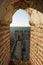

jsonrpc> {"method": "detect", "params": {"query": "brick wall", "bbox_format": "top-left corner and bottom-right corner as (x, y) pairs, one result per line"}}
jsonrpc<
(0, 25), (11, 65)
(0, 24), (43, 65)
(30, 24), (43, 65)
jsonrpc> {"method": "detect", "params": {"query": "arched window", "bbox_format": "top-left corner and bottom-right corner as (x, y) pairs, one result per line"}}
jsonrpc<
(10, 9), (30, 60)
(10, 9), (30, 27)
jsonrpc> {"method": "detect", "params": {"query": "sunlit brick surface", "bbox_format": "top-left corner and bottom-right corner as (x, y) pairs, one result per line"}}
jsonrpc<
(0, 25), (11, 65)
(30, 25), (43, 65)
(0, 0), (43, 65)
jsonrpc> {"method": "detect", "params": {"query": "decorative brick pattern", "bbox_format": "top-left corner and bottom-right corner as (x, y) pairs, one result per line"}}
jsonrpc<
(30, 25), (43, 65)
(0, 25), (11, 65)
(0, 0), (43, 65)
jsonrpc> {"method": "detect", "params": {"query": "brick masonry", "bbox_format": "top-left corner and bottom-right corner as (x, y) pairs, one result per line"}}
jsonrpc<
(0, 0), (43, 65)
(0, 25), (11, 65)
(30, 25), (43, 65)
(0, 24), (43, 65)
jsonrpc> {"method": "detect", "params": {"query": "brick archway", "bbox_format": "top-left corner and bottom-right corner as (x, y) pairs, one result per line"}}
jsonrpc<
(0, 0), (43, 65)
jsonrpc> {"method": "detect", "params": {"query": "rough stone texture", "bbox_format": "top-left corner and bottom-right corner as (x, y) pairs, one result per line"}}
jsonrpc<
(0, 0), (43, 25)
(25, 8), (43, 25)
(0, 0), (43, 65)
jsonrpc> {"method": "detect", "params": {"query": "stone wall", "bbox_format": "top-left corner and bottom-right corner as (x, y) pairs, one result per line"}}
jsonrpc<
(0, 0), (43, 65)
(0, 25), (11, 65)
(30, 24), (43, 65)
(0, 21), (43, 65)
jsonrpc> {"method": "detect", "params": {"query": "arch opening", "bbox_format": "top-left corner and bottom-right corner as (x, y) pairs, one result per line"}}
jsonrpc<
(10, 9), (30, 27)
(10, 9), (31, 60)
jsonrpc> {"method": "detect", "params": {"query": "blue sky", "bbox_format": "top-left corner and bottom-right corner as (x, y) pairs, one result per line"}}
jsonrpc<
(10, 9), (30, 27)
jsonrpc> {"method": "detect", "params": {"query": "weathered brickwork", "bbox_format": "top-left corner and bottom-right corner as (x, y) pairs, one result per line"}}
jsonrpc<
(0, 0), (43, 65)
(30, 25), (43, 65)
(0, 25), (11, 65)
